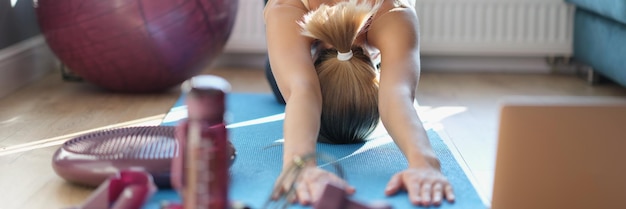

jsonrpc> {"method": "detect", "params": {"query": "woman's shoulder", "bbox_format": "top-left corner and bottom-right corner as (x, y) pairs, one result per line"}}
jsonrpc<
(265, 0), (308, 10)
(365, 1), (420, 51)
(266, 0), (412, 16)
(304, 0), (404, 11)
(264, 0), (309, 21)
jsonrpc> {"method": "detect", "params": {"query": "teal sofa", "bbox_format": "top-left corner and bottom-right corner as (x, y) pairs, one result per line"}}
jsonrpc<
(565, 0), (626, 87)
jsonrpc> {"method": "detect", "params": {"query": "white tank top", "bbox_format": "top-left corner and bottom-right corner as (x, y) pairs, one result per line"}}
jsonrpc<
(300, 0), (413, 11)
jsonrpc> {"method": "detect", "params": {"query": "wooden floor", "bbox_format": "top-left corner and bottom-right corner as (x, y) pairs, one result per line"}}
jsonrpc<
(1, 65), (625, 209)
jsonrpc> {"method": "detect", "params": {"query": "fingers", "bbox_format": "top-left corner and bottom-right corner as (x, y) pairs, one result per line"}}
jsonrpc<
(416, 181), (453, 206)
(419, 181), (433, 205)
(270, 180), (285, 200)
(445, 184), (456, 203)
(385, 173), (403, 196)
(345, 184), (356, 195)
(327, 174), (355, 195)
(308, 172), (354, 201)
(431, 182), (444, 206)
(286, 167), (354, 206)
(407, 182), (422, 205)
(295, 182), (311, 205)
(396, 169), (455, 207)
(310, 179), (327, 201)
(271, 188), (281, 200)
(407, 181), (439, 206)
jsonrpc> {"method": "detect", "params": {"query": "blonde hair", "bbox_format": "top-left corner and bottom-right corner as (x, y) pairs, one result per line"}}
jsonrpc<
(299, 0), (382, 143)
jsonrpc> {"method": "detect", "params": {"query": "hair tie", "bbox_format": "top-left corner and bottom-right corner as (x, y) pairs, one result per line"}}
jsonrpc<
(337, 50), (353, 61)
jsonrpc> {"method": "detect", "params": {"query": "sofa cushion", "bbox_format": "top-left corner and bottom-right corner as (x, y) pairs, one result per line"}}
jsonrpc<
(573, 9), (626, 87)
(566, 0), (626, 25)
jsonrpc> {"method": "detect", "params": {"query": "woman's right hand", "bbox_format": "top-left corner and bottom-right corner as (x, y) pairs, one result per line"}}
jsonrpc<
(272, 166), (355, 205)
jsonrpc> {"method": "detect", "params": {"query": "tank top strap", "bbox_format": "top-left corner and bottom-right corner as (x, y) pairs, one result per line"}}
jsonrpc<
(394, 0), (414, 8)
(301, 0), (311, 10)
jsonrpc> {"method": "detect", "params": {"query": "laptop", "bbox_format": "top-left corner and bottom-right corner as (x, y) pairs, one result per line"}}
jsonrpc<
(491, 96), (626, 209)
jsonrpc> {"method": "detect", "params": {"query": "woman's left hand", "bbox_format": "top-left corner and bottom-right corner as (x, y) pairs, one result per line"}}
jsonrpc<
(272, 166), (354, 205)
(384, 167), (455, 206)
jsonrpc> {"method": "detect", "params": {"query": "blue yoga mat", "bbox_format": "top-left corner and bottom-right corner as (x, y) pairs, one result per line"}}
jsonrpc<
(145, 93), (485, 209)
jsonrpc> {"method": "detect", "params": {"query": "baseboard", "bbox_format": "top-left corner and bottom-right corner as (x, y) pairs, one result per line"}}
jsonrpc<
(212, 53), (572, 74)
(0, 38), (569, 99)
(210, 52), (268, 69)
(0, 35), (58, 99)
(421, 56), (555, 73)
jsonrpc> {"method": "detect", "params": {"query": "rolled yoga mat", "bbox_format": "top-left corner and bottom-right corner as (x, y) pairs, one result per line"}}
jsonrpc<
(145, 93), (486, 209)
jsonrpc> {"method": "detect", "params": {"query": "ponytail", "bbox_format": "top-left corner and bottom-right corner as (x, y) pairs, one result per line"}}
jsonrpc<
(299, 0), (382, 143)
(299, 0), (381, 59)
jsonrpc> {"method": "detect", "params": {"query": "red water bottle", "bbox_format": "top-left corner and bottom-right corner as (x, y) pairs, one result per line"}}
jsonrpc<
(171, 75), (231, 209)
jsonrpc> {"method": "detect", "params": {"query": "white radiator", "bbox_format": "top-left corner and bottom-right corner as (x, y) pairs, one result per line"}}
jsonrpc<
(223, 0), (267, 53)
(224, 0), (575, 57)
(416, 0), (575, 56)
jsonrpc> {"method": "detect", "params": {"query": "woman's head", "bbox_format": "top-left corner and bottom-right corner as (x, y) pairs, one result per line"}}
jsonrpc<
(300, 0), (382, 143)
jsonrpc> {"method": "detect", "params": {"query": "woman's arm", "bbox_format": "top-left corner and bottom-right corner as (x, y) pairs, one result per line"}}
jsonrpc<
(264, 1), (354, 205)
(367, 7), (455, 206)
(265, 0), (320, 170)
(368, 7), (437, 170)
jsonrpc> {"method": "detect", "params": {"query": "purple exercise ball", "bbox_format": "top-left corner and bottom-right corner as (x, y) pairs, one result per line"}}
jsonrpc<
(35, 0), (238, 92)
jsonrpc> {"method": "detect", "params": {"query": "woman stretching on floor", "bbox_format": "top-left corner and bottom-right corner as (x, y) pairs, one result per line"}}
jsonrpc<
(264, 0), (455, 206)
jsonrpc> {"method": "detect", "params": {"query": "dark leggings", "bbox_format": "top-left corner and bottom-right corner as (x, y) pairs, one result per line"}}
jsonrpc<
(264, 59), (286, 104)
